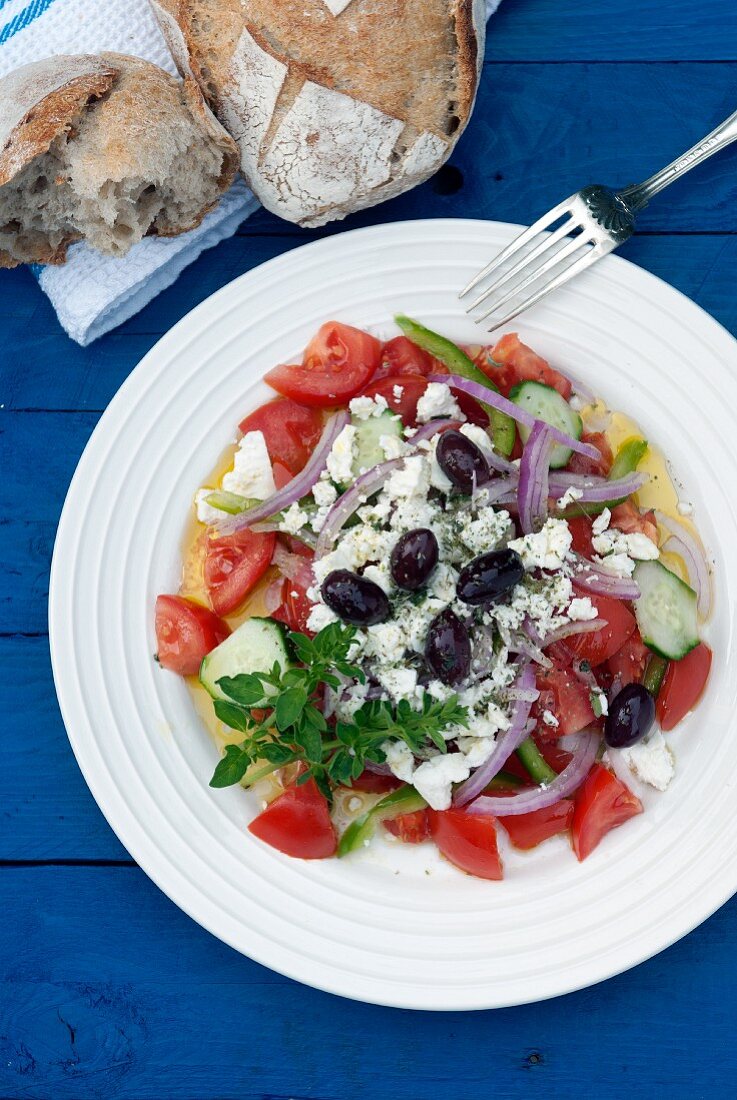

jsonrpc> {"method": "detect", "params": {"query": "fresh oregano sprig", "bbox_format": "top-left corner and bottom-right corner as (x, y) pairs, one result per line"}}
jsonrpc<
(208, 621), (469, 799)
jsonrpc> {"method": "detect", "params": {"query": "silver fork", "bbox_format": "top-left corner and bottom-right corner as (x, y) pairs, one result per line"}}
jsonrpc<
(461, 106), (737, 330)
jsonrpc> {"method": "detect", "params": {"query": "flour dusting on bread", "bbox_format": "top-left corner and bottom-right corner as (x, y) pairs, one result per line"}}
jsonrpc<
(150, 0), (487, 226)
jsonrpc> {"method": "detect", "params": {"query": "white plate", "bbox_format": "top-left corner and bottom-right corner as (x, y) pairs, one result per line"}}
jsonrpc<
(50, 219), (737, 1011)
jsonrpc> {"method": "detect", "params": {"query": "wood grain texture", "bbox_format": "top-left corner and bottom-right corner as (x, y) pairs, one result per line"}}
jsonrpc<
(1, 865), (736, 1099)
(2, 3), (737, 1095)
(487, 0), (737, 61)
(0, 636), (127, 860)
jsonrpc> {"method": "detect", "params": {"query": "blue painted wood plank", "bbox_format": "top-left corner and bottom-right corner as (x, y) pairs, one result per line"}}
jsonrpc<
(488, 0), (737, 61)
(2, 231), (737, 415)
(0, 636), (127, 860)
(1, 864), (736, 1097)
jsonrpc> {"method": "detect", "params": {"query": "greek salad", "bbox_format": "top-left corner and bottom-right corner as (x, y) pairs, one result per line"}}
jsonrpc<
(154, 318), (713, 880)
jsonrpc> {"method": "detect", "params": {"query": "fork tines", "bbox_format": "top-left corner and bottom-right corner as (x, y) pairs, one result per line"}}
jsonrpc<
(460, 194), (606, 331)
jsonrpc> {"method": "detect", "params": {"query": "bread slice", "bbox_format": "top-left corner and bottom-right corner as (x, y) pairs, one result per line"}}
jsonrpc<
(150, 0), (486, 227)
(0, 53), (238, 268)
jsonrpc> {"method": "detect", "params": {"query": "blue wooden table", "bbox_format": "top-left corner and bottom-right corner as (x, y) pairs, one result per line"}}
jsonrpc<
(2, 3), (737, 1095)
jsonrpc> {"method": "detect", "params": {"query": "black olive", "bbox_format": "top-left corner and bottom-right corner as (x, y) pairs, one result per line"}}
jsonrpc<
(605, 683), (656, 748)
(436, 429), (489, 493)
(457, 549), (525, 606)
(321, 570), (390, 626)
(425, 608), (471, 686)
(390, 528), (439, 591)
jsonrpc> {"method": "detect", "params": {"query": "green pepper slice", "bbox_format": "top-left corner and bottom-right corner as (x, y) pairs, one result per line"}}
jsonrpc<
(394, 314), (516, 457)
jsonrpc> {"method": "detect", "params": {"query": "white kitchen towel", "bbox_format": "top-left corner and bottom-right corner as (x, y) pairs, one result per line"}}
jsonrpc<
(1, 0), (501, 346)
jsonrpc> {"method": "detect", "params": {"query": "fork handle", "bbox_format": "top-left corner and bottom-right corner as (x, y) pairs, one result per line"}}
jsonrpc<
(619, 107), (737, 210)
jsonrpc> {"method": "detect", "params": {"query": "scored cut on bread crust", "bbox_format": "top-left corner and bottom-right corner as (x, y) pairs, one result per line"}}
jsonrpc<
(150, 0), (486, 227)
(0, 52), (239, 268)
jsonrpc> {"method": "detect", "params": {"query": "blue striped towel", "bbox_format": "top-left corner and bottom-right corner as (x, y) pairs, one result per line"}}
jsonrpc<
(1, 0), (500, 345)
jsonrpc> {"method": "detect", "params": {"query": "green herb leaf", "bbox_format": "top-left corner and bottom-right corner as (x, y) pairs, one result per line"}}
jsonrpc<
(209, 744), (251, 788)
(275, 686), (308, 731)
(213, 699), (252, 733)
(217, 673), (268, 707)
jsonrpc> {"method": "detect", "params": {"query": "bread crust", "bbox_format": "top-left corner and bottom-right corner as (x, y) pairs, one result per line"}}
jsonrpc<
(0, 52), (238, 267)
(0, 56), (117, 188)
(150, 0), (487, 227)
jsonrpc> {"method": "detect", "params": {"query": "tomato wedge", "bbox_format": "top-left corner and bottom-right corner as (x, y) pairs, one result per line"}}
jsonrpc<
(237, 398), (324, 475)
(499, 800), (574, 850)
(349, 770), (403, 794)
(155, 594), (230, 676)
(656, 642), (712, 731)
(271, 538), (315, 635)
(534, 664), (596, 737)
(383, 809), (430, 843)
(428, 810), (503, 880)
(265, 321), (381, 407)
(608, 629), (650, 688)
(204, 528), (276, 616)
(566, 431), (613, 478)
(609, 501), (658, 545)
(248, 777), (337, 859)
(486, 333), (573, 399)
(375, 336), (439, 378)
(572, 763), (642, 861)
(564, 592), (637, 667)
(359, 374), (429, 426)
(567, 515), (595, 558)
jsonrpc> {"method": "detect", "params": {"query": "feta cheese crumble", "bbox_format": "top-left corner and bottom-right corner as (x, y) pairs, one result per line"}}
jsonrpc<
(410, 753), (471, 811)
(326, 424), (357, 484)
(415, 382), (463, 423)
(382, 740), (414, 783)
(509, 518), (573, 571)
(556, 485), (584, 509)
(622, 731), (675, 791)
(568, 596), (599, 621)
(195, 489), (226, 526)
(280, 501), (310, 535)
(221, 430), (276, 500)
(349, 393), (389, 419)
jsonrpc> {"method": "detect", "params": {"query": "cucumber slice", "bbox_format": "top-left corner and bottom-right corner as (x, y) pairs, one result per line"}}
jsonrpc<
(200, 617), (293, 700)
(338, 785), (427, 856)
(345, 410), (403, 485)
(509, 381), (582, 468)
(633, 560), (699, 661)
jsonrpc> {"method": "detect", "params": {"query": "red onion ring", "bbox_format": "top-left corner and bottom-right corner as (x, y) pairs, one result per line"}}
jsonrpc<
(509, 636), (552, 668)
(548, 470), (648, 503)
(363, 759), (394, 777)
(453, 664), (538, 807)
(315, 457), (405, 558)
(272, 544), (313, 588)
(466, 730), (600, 816)
(410, 418), (461, 443)
(518, 421), (554, 534)
(655, 510), (711, 618)
(540, 617), (608, 647)
(430, 374), (601, 460)
(570, 554), (641, 600)
(215, 411), (349, 535)
(564, 370), (596, 405)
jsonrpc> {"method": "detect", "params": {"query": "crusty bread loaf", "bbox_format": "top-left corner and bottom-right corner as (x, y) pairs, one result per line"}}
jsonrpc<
(0, 53), (238, 268)
(150, 0), (486, 227)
